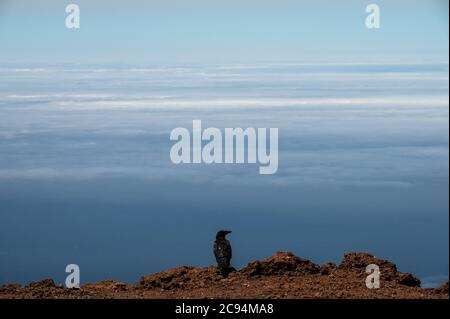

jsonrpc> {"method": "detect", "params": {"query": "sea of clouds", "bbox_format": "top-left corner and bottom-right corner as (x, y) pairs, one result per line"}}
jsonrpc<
(0, 64), (448, 285)
(0, 64), (448, 188)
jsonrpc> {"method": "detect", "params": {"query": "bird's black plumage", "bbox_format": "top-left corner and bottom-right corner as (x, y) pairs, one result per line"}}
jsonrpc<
(213, 230), (232, 277)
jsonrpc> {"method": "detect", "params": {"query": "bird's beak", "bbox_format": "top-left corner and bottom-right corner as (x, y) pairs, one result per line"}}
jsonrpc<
(225, 230), (232, 234)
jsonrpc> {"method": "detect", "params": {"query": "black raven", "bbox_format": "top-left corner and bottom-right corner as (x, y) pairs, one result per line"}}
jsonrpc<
(213, 230), (233, 277)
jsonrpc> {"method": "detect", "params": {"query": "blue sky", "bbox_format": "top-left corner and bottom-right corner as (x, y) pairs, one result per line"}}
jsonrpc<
(0, 0), (448, 65)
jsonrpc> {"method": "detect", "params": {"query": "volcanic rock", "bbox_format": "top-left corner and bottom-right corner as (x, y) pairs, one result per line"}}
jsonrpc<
(320, 262), (337, 275)
(241, 251), (320, 276)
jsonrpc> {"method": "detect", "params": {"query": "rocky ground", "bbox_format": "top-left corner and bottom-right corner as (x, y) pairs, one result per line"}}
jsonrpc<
(0, 252), (448, 299)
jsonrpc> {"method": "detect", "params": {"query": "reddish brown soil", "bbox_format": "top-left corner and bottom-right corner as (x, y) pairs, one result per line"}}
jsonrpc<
(0, 252), (448, 299)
